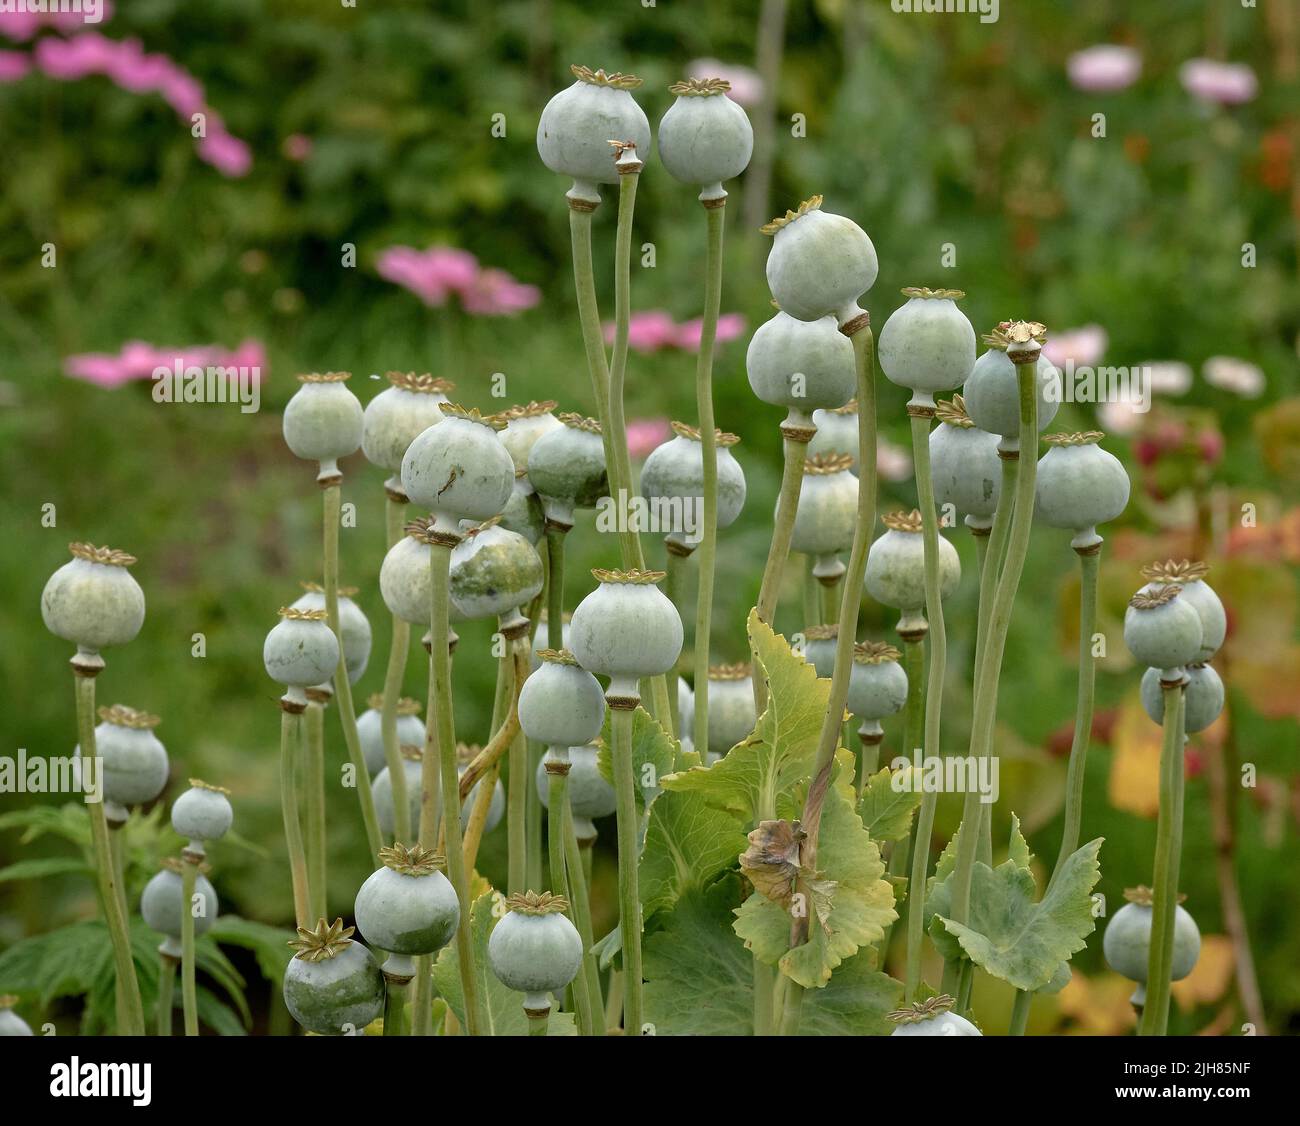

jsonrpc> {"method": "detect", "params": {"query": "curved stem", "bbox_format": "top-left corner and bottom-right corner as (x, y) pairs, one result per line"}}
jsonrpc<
(280, 708), (311, 930)
(1140, 682), (1187, 1036)
(181, 855), (199, 1036)
(948, 360), (1039, 935)
(563, 818), (605, 1033)
(692, 200), (726, 758)
(323, 483), (382, 859)
(382, 496), (412, 845)
(304, 700), (327, 920)
(611, 704), (643, 1034)
(76, 672), (145, 1036)
(157, 954), (176, 1036)
(426, 539), (484, 1036)
(461, 760), (499, 874)
(609, 166), (647, 572)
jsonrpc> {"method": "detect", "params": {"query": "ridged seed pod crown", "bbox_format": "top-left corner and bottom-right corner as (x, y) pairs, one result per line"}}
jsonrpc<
(963, 324), (1061, 445)
(1123, 586), (1204, 673)
(763, 196), (878, 324)
(888, 996), (982, 1037)
(1137, 560), (1225, 663)
(487, 892), (584, 1008)
(362, 372), (453, 477)
(283, 918), (385, 1036)
(42, 543), (146, 658)
(353, 844), (460, 969)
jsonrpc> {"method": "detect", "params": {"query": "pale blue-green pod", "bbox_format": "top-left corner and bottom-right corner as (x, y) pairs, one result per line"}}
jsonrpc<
(788, 454), (857, 581)
(930, 396), (1001, 533)
(1035, 432), (1131, 550)
(764, 197), (877, 324)
(1124, 586), (1203, 676)
(487, 893), (584, 1011)
(263, 608), (340, 703)
(500, 401), (565, 486)
(449, 521), (544, 628)
(537, 66), (651, 204)
(640, 423), (747, 552)
(1140, 664), (1224, 734)
(41, 543), (145, 661)
(356, 695), (423, 777)
(527, 413), (608, 528)
(864, 511), (960, 634)
(0, 998), (33, 1036)
(499, 473), (546, 545)
(1137, 561), (1226, 664)
(401, 407), (514, 535)
(283, 373), (363, 482)
(847, 644), (908, 724)
(570, 569), (683, 702)
(379, 522), (433, 627)
(282, 920), (385, 1035)
(888, 997), (982, 1037)
(746, 311), (856, 430)
(170, 779), (233, 850)
(291, 585), (372, 685)
(963, 347), (1060, 449)
(362, 372), (452, 480)
(74, 704), (168, 820)
(353, 844), (460, 975)
(807, 402), (859, 468)
(520, 650), (607, 749)
(536, 744), (616, 837)
(1103, 890), (1201, 1006)
(657, 78), (753, 199)
(141, 861), (218, 957)
(878, 288), (976, 410)
(704, 664), (757, 758)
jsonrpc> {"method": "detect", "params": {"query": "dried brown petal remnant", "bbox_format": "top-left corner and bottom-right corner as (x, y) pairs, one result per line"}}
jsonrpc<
(881, 510), (924, 534)
(288, 917), (355, 962)
(1140, 559), (1210, 584)
(888, 994), (957, 1024)
(505, 890), (570, 915)
(1129, 585), (1183, 610)
(760, 195), (823, 236)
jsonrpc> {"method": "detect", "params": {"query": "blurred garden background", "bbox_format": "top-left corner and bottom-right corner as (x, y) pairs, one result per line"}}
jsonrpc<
(1, 0), (1298, 1034)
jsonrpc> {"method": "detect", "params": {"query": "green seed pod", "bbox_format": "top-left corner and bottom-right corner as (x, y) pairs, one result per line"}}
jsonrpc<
(807, 401), (860, 468)
(361, 372), (453, 480)
(283, 918), (385, 1036)
(380, 519), (434, 627)
(1140, 664), (1224, 734)
(499, 472), (547, 545)
(353, 844), (459, 972)
(789, 454), (857, 581)
(1124, 586), (1203, 675)
(763, 196), (878, 324)
(264, 607), (340, 700)
(536, 744), (616, 827)
(449, 519), (544, 628)
(848, 643), (908, 723)
(170, 779), (232, 848)
(1035, 432), (1131, 550)
(1103, 887), (1201, 1004)
(640, 422), (747, 551)
(537, 66), (651, 203)
(930, 396), (1001, 532)
(657, 77), (753, 198)
(291, 583), (372, 685)
(0, 996), (33, 1036)
(356, 695), (423, 777)
(372, 747), (422, 840)
(801, 625), (839, 679)
(963, 329), (1061, 446)
(283, 372), (364, 482)
(527, 413), (608, 528)
(704, 664), (757, 759)
(499, 401), (565, 487)
(888, 995), (981, 1037)
(401, 405), (514, 535)
(41, 542), (145, 660)
(520, 649), (607, 749)
(878, 288), (977, 410)
(864, 511), (960, 629)
(140, 858), (218, 957)
(746, 311), (856, 429)
(569, 568), (683, 702)
(1138, 560), (1226, 663)
(75, 704), (168, 819)
(487, 891), (584, 1010)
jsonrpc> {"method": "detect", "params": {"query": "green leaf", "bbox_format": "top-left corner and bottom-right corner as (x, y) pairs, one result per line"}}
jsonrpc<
(856, 766), (924, 843)
(934, 838), (1104, 992)
(0, 803), (91, 848)
(432, 891), (577, 1036)
(195, 986), (248, 1036)
(206, 915), (295, 986)
(639, 788), (748, 919)
(596, 705), (676, 813)
(660, 610), (830, 824)
(734, 752), (897, 989)
(0, 857), (90, 883)
(194, 936), (251, 1028)
(643, 876), (901, 1036)
(1008, 812), (1033, 870)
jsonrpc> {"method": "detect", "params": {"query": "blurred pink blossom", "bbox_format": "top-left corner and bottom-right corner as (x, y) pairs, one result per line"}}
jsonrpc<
(1098, 396), (1145, 436)
(460, 268), (541, 316)
(675, 312), (747, 352)
(282, 133), (314, 161)
(0, 49), (30, 81)
(1067, 45), (1141, 93)
(686, 58), (763, 107)
(877, 436), (912, 482)
(33, 31), (117, 78)
(626, 417), (672, 460)
(605, 310), (678, 352)
(1042, 324), (1108, 369)
(1, 2), (112, 41)
(1202, 355), (1265, 398)
(1179, 59), (1258, 106)
(1143, 360), (1192, 397)
(377, 245), (479, 307)
(65, 338), (267, 389)
(196, 127), (252, 177)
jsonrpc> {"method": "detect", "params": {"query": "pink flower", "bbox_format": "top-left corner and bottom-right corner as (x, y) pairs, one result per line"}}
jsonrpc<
(1042, 324), (1108, 369)
(0, 13), (43, 41)
(1, 1), (113, 39)
(425, 247), (480, 294)
(1180, 59), (1258, 106)
(197, 127), (252, 177)
(460, 268), (540, 316)
(102, 37), (173, 93)
(157, 68), (205, 116)
(675, 312), (747, 352)
(282, 133), (313, 162)
(877, 436), (912, 482)
(0, 49), (30, 81)
(605, 310), (677, 353)
(1202, 355), (1265, 398)
(378, 245), (478, 307)
(65, 338), (266, 388)
(686, 58), (763, 107)
(626, 417), (672, 460)
(1067, 45), (1141, 93)
(34, 32), (118, 79)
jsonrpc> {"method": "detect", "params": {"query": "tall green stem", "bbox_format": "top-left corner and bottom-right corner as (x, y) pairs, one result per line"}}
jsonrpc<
(1008, 984), (1032, 1035)
(181, 854), (199, 1036)
(76, 671), (145, 1036)
(382, 495), (412, 845)
(664, 544), (690, 738)
(692, 200), (726, 760)
(304, 699), (327, 920)
(609, 163), (647, 572)
(545, 759), (594, 1035)
(546, 524), (566, 651)
(563, 816), (605, 1033)
(382, 971), (409, 1037)
(280, 707), (311, 930)
(611, 704), (643, 1034)
(157, 954), (176, 1036)
(819, 576), (841, 628)
(323, 483), (382, 859)
(1140, 681), (1187, 1036)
